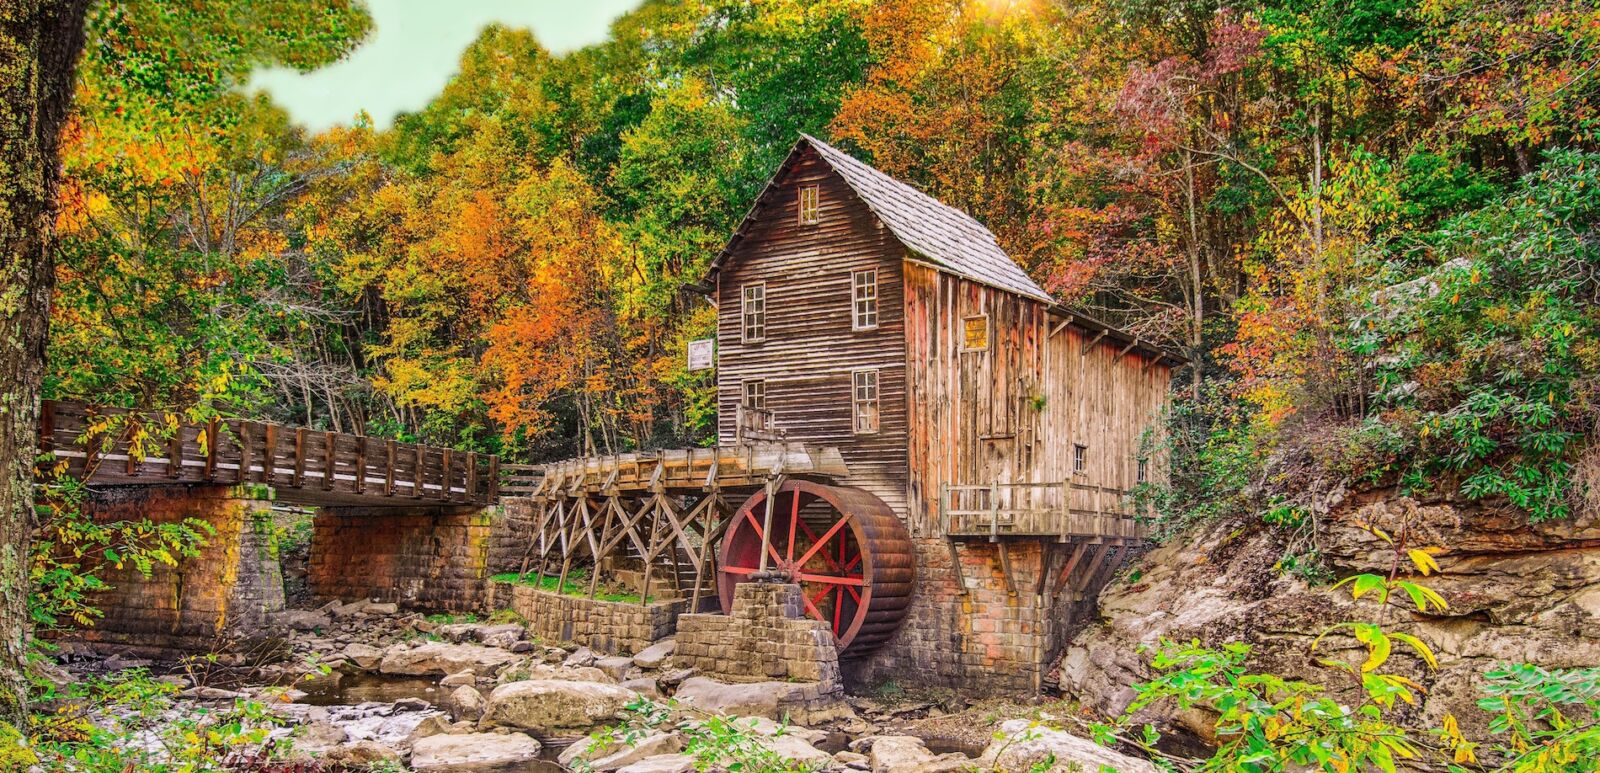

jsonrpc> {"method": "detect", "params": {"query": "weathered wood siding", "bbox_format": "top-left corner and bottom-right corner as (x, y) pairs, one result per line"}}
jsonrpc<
(715, 146), (910, 514)
(902, 264), (1172, 536)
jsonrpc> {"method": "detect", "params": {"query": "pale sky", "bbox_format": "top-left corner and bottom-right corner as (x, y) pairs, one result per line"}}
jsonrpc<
(251, 1), (643, 132)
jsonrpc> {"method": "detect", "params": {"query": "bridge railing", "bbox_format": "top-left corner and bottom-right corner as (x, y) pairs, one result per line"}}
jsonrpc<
(38, 400), (498, 506)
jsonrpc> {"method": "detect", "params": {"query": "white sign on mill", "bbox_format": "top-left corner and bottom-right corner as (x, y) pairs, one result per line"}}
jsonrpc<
(687, 338), (715, 371)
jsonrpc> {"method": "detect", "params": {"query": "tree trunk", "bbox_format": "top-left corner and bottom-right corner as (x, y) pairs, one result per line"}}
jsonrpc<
(0, 0), (90, 726)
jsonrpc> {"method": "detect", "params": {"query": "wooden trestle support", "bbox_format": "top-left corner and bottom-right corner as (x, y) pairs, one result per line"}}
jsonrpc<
(514, 446), (914, 655)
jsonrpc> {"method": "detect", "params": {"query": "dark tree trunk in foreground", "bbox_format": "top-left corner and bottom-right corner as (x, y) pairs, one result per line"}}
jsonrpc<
(0, 0), (89, 725)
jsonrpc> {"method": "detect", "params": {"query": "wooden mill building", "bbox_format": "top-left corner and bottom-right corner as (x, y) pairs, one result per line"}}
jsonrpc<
(698, 135), (1176, 691)
(506, 135), (1174, 693)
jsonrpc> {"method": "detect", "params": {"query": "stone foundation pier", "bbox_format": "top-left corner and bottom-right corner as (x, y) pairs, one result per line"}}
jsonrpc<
(308, 506), (493, 612)
(65, 484), (284, 655)
(673, 582), (842, 691)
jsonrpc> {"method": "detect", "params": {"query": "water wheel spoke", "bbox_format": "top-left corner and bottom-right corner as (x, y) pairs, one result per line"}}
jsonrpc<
(794, 514), (853, 570)
(785, 491), (800, 562)
(799, 590), (830, 626)
(741, 509), (784, 566)
(793, 516), (848, 575)
(722, 564), (758, 575)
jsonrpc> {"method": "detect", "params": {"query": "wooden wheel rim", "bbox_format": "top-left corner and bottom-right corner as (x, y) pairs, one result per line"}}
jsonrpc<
(718, 480), (879, 650)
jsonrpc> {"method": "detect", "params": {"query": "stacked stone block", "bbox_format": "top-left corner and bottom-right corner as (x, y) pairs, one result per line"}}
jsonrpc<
(498, 581), (686, 655)
(309, 508), (491, 612)
(673, 582), (842, 692)
(64, 484), (284, 655)
(486, 500), (535, 575)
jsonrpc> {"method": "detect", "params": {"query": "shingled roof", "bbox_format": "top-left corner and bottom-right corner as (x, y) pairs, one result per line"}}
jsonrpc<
(711, 135), (1055, 303)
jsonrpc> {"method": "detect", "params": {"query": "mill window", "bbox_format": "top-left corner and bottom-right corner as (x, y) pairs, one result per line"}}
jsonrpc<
(852, 269), (879, 330)
(741, 283), (766, 343)
(963, 315), (990, 351)
(1137, 459), (1148, 484)
(742, 379), (766, 410)
(1074, 444), (1088, 475)
(852, 369), (880, 434)
(798, 185), (820, 225)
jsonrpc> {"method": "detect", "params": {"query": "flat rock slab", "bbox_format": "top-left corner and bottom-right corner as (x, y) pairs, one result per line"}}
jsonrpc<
(479, 679), (638, 735)
(378, 642), (519, 677)
(672, 676), (851, 725)
(616, 754), (697, 773)
(410, 731), (543, 772)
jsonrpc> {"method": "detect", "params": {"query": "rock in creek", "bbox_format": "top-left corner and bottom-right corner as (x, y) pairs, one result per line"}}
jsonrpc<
(378, 642), (519, 677)
(560, 731), (683, 771)
(478, 679), (638, 735)
(410, 731), (543, 772)
(981, 719), (1158, 773)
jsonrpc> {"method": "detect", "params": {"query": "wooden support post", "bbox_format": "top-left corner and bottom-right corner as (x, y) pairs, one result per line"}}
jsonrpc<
(166, 423), (182, 479)
(203, 417), (219, 481)
(385, 440), (396, 496)
(757, 476), (778, 573)
(1072, 543), (1113, 599)
(997, 542), (1017, 596)
(293, 428), (306, 487)
(354, 436), (367, 495)
(1035, 542), (1054, 599)
(236, 422), (251, 483)
(467, 452), (478, 502)
(1050, 542), (1090, 604)
(261, 424), (277, 484)
(124, 419), (140, 477)
(1112, 340), (1138, 364)
(489, 456), (500, 500)
(442, 449), (453, 501)
(38, 400), (54, 458)
(988, 482), (1001, 542)
(413, 445), (425, 499)
(946, 538), (968, 597)
(323, 431), (336, 490)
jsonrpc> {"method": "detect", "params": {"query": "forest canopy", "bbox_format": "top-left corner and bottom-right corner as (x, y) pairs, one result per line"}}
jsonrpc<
(47, 0), (1600, 521)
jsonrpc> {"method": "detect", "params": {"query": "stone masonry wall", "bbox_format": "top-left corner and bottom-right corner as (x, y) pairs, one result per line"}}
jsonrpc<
(847, 538), (1105, 696)
(674, 582), (842, 692)
(309, 508), (491, 612)
(497, 581), (685, 655)
(64, 484), (284, 655)
(487, 499), (535, 576)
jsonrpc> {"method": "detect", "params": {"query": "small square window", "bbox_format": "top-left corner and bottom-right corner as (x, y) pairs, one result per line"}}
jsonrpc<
(1073, 444), (1088, 475)
(1137, 459), (1148, 484)
(852, 269), (878, 330)
(741, 283), (766, 343)
(742, 379), (766, 410)
(963, 315), (989, 351)
(852, 369), (880, 434)
(798, 185), (820, 225)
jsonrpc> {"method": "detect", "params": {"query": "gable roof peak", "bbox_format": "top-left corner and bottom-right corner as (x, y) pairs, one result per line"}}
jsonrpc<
(795, 134), (1053, 303)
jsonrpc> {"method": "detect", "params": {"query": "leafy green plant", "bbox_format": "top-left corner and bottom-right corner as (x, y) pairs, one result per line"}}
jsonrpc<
(576, 696), (816, 773)
(1475, 664), (1600, 771)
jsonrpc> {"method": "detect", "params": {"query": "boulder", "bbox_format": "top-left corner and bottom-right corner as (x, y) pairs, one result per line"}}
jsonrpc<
(291, 721), (347, 754)
(672, 676), (851, 724)
(616, 754), (697, 773)
(404, 715), (455, 747)
(596, 655), (635, 681)
(478, 679), (638, 735)
(981, 720), (1157, 773)
(276, 610), (331, 631)
(561, 731), (683, 771)
(410, 731), (543, 772)
(632, 639), (676, 669)
(378, 642), (519, 677)
(362, 601), (400, 615)
(564, 646), (598, 667)
(866, 735), (952, 773)
(325, 740), (401, 767)
(440, 669), (477, 687)
(497, 662), (613, 684)
(755, 734), (830, 765)
(451, 685), (485, 722)
(620, 677), (662, 699)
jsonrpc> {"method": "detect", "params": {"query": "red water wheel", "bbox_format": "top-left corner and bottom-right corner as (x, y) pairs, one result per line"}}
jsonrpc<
(718, 480), (914, 654)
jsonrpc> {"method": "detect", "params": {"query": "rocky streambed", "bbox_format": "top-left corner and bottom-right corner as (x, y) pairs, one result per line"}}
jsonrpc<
(61, 598), (1156, 772)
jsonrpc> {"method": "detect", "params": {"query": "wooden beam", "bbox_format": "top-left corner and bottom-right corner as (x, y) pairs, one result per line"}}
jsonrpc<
(1080, 329), (1108, 356)
(322, 431), (336, 491)
(166, 423), (182, 479)
(263, 424), (278, 484)
(1050, 542), (1090, 603)
(946, 539), (968, 597)
(1049, 317), (1072, 338)
(203, 416), (218, 481)
(293, 428), (306, 487)
(997, 542), (1017, 596)
(384, 440), (396, 496)
(1112, 340), (1138, 364)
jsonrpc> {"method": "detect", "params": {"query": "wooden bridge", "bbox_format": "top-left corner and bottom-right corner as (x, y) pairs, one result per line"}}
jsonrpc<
(37, 400), (501, 508)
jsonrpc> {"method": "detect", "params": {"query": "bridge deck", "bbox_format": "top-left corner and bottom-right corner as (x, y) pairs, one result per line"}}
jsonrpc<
(531, 444), (847, 497)
(39, 400), (498, 508)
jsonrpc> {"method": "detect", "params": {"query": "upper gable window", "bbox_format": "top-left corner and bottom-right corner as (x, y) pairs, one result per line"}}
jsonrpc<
(852, 269), (879, 330)
(798, 185), (820, 225)
(741, 283), (766, 343)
